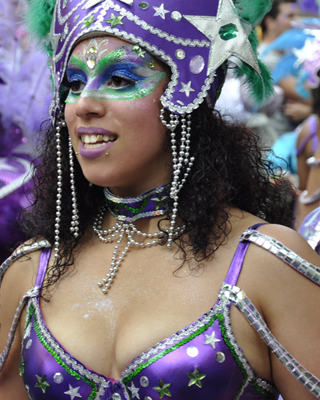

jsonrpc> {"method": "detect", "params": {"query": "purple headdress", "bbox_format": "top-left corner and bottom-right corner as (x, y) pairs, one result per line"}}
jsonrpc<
(25, 0), (274, 122)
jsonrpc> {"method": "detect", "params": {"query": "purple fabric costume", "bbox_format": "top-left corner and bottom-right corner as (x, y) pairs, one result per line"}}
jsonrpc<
(296, 115), (318, 157)
(2, 226), (320, 399)
(20, 224), (278, 400)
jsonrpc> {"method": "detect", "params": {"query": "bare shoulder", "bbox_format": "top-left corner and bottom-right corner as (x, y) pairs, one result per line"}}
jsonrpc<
(236, 223), (320, 397)
(1, 243), (43, 297)
(257, 223), (320, 266)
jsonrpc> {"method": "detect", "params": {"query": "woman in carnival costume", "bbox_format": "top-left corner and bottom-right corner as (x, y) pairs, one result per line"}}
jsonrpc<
(1, 0), (320, 399)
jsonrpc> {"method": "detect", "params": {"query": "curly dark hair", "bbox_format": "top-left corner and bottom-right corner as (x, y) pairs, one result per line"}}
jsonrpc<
(22, 100), (294, 292)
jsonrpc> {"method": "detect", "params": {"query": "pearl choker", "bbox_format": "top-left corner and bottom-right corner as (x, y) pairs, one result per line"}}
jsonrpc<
(93, 185), (182, 294)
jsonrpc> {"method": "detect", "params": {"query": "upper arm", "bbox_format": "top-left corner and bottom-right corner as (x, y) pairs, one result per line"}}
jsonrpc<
(0, 251), (40, 399)
(253, 225), (320, 399)
(296, 123), (311, 191)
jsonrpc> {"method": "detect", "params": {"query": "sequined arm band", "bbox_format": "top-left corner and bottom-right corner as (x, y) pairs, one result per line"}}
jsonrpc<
(0, 287), (40, 372)
(220, 284), (320, 397)
(299, 189), (320, 205)
(240, 230), (320, 285)
(0, 240), (51, 282)
(306, 156), (320, 169)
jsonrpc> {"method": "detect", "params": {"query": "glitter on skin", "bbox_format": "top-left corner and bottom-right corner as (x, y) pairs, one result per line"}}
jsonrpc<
(65, 45), (166, 104)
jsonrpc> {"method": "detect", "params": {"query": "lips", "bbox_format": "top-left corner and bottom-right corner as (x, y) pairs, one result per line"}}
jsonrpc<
(76, 126), (117, 158)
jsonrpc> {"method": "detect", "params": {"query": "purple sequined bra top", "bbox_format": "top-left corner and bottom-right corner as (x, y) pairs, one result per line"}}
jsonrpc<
(1, 225), (320, 399)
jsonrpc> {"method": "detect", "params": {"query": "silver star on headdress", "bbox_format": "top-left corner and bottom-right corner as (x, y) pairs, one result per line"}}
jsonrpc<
(179, 81), (195, 97)
(184, 0), (260, 77)
(153, 3), (170, 20)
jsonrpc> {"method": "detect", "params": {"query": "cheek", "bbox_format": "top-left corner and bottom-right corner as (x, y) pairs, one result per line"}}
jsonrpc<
(64, 104), (76, 132)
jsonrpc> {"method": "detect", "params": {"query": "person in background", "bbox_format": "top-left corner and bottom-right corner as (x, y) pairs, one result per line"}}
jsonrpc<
(0, 0), (52, 262)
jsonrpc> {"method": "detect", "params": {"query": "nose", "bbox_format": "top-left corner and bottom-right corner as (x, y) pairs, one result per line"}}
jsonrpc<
(75, 96), (106, 120)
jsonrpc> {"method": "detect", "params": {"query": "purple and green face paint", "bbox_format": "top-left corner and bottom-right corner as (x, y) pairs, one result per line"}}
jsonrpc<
(65, 41), (166, 104)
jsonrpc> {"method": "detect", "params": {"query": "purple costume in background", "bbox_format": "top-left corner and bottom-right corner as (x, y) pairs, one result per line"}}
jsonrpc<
(2, 226), (320, 399)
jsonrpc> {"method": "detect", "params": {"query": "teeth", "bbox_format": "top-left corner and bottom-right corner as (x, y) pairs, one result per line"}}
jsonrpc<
(81, 134), (114, 144)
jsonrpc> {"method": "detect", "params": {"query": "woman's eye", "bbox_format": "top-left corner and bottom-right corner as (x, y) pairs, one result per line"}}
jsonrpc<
(107, 76), (135, 88)
(69, 80), (85, 93)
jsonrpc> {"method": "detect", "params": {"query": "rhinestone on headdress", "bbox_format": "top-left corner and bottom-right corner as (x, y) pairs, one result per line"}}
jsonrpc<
(190, 55), (205, 75)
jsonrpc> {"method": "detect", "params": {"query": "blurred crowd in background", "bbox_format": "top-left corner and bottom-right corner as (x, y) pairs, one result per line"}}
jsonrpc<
(2, 0), (320, 262)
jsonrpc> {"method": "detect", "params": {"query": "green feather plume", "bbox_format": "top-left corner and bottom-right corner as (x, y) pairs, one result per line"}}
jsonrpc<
(233, 29), (274, 104)
(235, 0), (272, 27)
(24, 0), (56, 49)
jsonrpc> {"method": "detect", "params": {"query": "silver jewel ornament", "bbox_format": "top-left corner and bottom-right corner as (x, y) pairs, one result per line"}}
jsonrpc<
(216, 351), (226, 363)
(139, 1), (149, 9)
(184, 0), (260, 77)
(140, 376), (149, 387)
(160, 110), (194, 247)
(175, 49), (185, 60)
(171, 11), (182, 22)
(54, 372), (64, 384)
(93, 207), (183, 293)
(69, 137), (79, 238)
(190, 55), (205, 75)
(54, 116), (66, 258)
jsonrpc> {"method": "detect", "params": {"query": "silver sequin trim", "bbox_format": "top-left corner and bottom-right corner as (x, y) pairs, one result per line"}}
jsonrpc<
(28, 297), (110, 399)
(222, 284), (320, 397)
(240, 230), (320, 285)
(104, 186), (169, 203)
(255, 378), (278, 396)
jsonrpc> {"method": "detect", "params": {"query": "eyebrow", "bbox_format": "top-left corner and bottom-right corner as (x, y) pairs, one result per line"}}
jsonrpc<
(94, 48), (127, 76)
(67, 55), (91, 75)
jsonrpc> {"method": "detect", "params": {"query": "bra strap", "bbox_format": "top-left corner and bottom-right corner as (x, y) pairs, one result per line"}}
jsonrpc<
(0, 247), (51, 373)
(34, 248), (51, 289)
(224, 223), (267, 287)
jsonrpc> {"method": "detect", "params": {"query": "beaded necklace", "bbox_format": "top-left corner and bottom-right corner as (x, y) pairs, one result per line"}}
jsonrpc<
(93, 184), (182, 294)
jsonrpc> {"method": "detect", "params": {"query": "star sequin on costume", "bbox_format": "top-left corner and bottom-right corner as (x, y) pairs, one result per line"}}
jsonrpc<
(151, 193), (169, 210)
(153, 3), (170, 20)
(35, 374), (50, 393)
(82, 15), (96, 29)
(128, 381), (140, 398)
(153, 379), (172, 398)
(105, 14), (124, 28)
(187, 367), (206, 388)
(204, 331), (221, 349)
(64, 384), (82, 399)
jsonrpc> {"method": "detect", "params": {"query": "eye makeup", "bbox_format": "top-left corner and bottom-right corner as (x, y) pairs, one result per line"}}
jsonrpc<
(65, 45), (166, 104)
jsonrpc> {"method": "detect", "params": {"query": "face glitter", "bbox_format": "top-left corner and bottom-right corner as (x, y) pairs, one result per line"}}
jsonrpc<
(65, 45), (166, 104)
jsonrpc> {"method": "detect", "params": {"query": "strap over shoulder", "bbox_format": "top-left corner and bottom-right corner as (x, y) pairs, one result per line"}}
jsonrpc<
(0, 239), (51, 283)
(0, 241), (51, 373)
(220, 284), (320, 397)
(240, 229), (320, 286)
